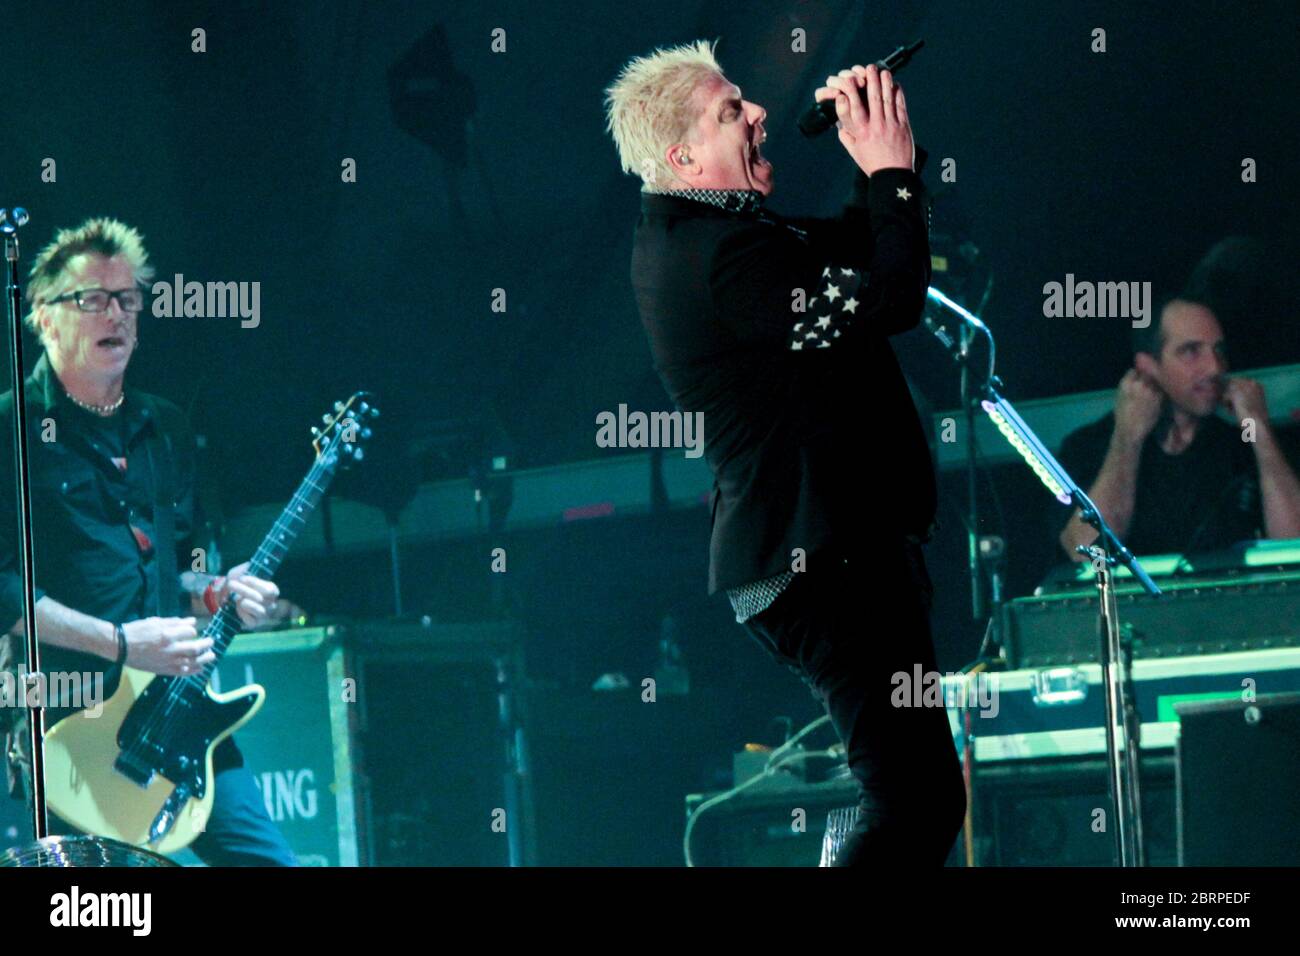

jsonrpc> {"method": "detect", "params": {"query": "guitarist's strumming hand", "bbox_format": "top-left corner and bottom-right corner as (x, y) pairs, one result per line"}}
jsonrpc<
(205, 561), (282, 631)
(121, 617), (213, 677)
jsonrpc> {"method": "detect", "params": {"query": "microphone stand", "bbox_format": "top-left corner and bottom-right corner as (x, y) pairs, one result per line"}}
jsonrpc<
(924, 287), (1160, 866)
(924, 288), (999, 644)
(1, 207), (48, 842)
(960, 320), (983, 622)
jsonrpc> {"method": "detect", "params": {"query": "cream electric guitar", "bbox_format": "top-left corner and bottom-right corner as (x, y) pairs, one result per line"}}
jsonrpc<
(43, 393), (377, 853)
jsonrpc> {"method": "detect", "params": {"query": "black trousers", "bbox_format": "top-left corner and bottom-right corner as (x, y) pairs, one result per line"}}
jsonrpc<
(742, 539), (967, 866)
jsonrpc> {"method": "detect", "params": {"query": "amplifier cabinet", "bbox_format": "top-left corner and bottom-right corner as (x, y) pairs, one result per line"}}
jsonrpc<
(972, 755), (1178, 866)
(349, 619), (532, 867)
(1175, 692), (1300, 866)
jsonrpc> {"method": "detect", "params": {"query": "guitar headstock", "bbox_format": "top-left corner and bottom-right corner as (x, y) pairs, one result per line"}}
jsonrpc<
(311, 392), (379, 468)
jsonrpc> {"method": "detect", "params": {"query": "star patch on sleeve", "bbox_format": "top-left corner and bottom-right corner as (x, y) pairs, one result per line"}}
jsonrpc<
(789, 265), (868, 350)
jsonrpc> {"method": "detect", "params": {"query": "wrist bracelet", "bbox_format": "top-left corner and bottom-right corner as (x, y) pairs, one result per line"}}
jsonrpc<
(114, 623), (128, 666)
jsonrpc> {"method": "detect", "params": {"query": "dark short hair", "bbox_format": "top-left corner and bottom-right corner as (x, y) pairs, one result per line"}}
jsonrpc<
(1131, 293), (1215, 359)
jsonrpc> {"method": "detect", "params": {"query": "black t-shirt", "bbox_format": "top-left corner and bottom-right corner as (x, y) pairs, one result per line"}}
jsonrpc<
(1050, 412), (1262, 559)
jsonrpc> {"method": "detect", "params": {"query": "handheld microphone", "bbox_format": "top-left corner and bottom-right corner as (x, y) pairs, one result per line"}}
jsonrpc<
(798, 39), (925, 137)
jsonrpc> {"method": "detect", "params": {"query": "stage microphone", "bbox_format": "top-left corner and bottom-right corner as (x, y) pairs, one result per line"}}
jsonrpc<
(798, 39), (924, 137)
(0, 207), (30, 235)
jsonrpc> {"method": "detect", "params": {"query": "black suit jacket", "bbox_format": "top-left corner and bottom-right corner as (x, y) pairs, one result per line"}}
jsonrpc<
(631, 167), (936, 594)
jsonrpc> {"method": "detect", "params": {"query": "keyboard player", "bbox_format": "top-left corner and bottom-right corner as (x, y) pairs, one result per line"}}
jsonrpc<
(1054, 296), (1300, 562)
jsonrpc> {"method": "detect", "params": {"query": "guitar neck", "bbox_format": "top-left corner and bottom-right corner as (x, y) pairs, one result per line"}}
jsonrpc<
(202, 452), (339, 659)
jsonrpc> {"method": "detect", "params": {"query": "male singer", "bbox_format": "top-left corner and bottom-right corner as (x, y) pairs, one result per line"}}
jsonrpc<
(606, 41), (965, 865)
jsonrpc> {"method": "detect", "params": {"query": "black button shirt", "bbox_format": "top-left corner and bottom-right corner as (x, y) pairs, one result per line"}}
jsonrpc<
(0, 353), (248, 787)
(0, 352), (196, 681)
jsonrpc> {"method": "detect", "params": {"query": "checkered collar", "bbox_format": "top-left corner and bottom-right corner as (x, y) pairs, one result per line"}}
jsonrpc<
(644, 186), (766, 214)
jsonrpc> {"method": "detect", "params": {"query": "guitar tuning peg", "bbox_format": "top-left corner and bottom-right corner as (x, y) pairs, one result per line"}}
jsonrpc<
(357, 402), (369, 414)
(369, 407), (381, 419)
(334, 401), (345, 412)
(353, 447), (365, 462)
(361, 427), (372, 440)
(310, 426), (322, 437)
(322, 413), (332, 423)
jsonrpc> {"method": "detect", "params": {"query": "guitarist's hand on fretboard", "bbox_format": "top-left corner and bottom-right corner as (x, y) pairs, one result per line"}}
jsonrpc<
(206, 561), (281, 631)
(183, 564), (284, 632)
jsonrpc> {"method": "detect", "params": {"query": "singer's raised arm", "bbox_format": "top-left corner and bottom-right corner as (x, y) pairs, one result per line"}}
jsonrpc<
(708, 165), (931, 348)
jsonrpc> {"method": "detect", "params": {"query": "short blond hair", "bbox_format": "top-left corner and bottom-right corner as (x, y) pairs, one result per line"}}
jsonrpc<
(25, 217), (155, 334)
(604, 39), (725, 189)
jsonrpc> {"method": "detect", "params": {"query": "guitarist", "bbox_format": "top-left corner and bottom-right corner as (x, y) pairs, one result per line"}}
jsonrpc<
(0, 217), (295, 866)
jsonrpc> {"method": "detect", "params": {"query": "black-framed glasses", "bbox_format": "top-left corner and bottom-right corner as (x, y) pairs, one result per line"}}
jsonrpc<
(46, 287), (145, 313)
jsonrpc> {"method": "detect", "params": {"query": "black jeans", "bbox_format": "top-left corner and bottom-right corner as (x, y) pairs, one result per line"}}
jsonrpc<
(743, 540), (966, 866)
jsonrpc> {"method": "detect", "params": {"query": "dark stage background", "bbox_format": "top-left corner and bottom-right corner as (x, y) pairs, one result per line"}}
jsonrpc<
(3, 0), (1298, 864)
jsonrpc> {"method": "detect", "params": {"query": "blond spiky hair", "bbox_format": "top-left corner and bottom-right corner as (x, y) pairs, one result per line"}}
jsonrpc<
(25, 217), (155, 334)
(604, 39), (725, 190)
